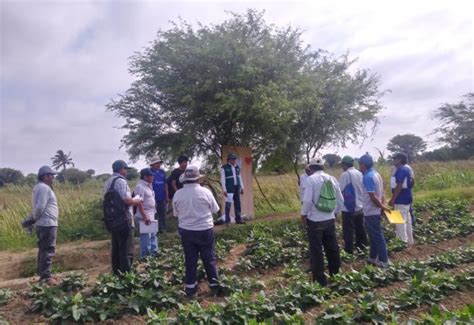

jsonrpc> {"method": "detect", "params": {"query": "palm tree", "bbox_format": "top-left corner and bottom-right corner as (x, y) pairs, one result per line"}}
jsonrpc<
(51, 150), (75, 181)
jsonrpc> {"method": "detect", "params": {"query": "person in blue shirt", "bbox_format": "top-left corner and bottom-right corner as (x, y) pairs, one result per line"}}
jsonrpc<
(389, 153), (415, 245)
(149, 156), (169, 233)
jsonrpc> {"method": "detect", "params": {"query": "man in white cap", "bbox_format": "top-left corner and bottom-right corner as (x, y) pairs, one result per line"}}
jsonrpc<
(302, 157), (344, 286)
(173, 166), (222, 297)
(149, 155), (169, 233)
(30, 166), (59, 285)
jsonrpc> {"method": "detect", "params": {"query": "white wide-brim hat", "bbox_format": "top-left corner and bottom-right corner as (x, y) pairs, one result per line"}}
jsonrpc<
(149, 155), (164, 165)
(179, 165), (203, 182)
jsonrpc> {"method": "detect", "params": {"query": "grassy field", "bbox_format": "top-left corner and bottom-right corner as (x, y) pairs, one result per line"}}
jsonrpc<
(0, 160), (473, 251)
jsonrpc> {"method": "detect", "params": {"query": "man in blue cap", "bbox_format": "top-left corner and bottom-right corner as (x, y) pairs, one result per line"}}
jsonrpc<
(27, 166), (59, 285)
(220, 153), (245, 224)
(358, 154), (390, 268)
(103, 160), (142, 275)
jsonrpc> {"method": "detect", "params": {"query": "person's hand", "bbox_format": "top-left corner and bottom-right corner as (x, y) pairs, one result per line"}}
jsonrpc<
(240, 189), (244, 195)
(223, 191), (228, 197)
(144, 217), (151, 225)
(381, 205), (391, 213)
(300, 215), (307, 227)
(388, 198), (395, 206)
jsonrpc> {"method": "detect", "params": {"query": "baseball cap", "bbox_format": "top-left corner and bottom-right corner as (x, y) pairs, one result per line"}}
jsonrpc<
(112, 160), (132, 172)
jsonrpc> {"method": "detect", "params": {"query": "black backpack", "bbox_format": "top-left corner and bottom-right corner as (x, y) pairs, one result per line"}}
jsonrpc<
(103, 177), (131, 232)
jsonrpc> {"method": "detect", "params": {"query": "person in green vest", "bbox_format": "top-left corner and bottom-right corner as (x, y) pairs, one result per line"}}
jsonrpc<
(220, 153), (245, 224)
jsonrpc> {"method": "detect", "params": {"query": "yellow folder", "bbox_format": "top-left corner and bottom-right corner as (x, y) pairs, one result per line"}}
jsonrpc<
(384, 210), (405, 224)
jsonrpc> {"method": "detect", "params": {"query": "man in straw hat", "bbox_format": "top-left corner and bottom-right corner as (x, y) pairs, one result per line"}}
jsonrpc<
(173, 166), (222, 297)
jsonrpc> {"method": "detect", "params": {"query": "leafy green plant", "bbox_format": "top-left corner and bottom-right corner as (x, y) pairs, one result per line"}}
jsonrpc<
(0, 288), (13, 305)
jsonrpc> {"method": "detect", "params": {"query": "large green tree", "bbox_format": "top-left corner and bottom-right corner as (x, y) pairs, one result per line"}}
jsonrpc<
(432, 93), (474, 159)
(386, 134), (427, 163)
(108, 10), (384, 166)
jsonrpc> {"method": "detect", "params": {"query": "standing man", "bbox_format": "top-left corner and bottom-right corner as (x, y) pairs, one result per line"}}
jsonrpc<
(389, 153), (415, 246)
(220, 153), (245, 224)
(358, 154), (390, 268)
(302, 158), (344, 286)
(149, 156), (169, 233)
(173, 166), (222, 297)
(339, 155), (368, 254)
(104, 160), (141, 275)
(31, 166), (59, 285)
(134, 168), (157, 258)
(167, 155), (189, 201)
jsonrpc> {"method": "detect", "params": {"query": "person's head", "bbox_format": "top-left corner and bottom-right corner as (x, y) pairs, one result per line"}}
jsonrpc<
(341, 155), (354, 171)
(308, 157), (324, 172)
(140, 167), (154, 183)
(149, 155), (164, 170)
(37, 166), (57, 186)
(177, 155), (189, 170)
(227, 153), (238, 165)
(393, 152), (408, 167)
(358, 154), (373, 172)
(112, 160), (132, 177)
(179, 165), (202, 184)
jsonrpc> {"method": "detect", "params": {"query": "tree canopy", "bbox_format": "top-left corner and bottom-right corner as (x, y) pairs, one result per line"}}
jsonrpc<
(108, 10), (384, 166)
(386, 134), (427, 163)
(432, 93), (474, 159)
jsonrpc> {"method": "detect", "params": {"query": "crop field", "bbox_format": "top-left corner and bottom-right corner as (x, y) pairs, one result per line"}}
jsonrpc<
(0, 160), (473, 324)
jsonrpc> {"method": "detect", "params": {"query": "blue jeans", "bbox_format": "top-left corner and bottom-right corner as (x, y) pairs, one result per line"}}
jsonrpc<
(364, 214), (388, 263)
(139, 232), (158, 258)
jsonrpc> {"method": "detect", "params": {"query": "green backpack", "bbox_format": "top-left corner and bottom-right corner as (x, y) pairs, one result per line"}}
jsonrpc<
(315, 179), (337, 213)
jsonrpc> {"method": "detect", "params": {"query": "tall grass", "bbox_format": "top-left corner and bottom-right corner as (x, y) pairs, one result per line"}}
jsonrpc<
(0, 160), (472, 251)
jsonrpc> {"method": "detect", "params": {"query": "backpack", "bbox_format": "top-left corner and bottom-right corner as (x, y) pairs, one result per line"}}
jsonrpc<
(103, 177), (131, 232)
(315, 177), (337, 213)
(342, 173), (356, 214)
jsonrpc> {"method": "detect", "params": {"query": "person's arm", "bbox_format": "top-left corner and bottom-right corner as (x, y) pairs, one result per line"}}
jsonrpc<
(164, 180), (169, 203)
(32, 186), (48, 221)
(301, 179), (314, 225)
(389, 169), (406, 206)
(238, 170), (244, 194)
(208, 190), (220, 214)
(220, 167), (227, 197)
(171, 172), (178, 193)
(134, 185), (150, 224)
(339, 172), (349, 192)
(364, 174), (390, 212)
(369, 192), (390, 212)
(333, 178), (344, 215)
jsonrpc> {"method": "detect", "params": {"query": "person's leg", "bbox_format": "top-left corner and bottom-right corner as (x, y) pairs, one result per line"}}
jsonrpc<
(410, 204), (416, 226)
(365, 215), (388, 263)
(224, 202), (232, 224)
(395, 206), (409, 244)
(396, 204), (414, 246)
(197, 229), (219, 289)
(306, 219), (326, 286)
(36, 226), (57, 281)
(233, 187), (242, 223)
(322, 220), (341, 277)
(365, 215), (378, 262)
(341, 211), (355, 254)
(150, 232), (158, 255)
(128, 228), (134, 267)
(139, 233), (150, 258)
(180, 229), (200, 296)
(157, 201), (167, 232)
(111, 231), (120, 275)
(354, 211), (369, 250)
(117, 227), (131, 274)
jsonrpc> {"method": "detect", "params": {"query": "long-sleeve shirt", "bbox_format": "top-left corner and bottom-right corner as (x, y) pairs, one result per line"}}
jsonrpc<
(173, 183), (220, 231)
(302, 171), (344, 222)
(339, 167), (364, 213)
(32, 182), (59, 227)
(220, 164), (244, 191)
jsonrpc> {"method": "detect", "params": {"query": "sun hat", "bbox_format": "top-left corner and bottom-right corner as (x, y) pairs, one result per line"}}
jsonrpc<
(179, 165), (203, 182)
(149, 155), (164, 165)
(112, 160), (132, 172)
(359, 154), (374, 168)
(38, 166), (57, 177)
(341, 155), (354, 165)
(308, 157), (324, 166)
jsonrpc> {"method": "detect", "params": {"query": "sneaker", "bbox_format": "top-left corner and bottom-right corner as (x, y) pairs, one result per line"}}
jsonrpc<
(367, 258), (378, 266)
(376, 260), (391, 269)
(235, 220), (246, 224)
(210, 284), (225, 297)
(43, 277), (59, 286)
(185, 286), (197, 298)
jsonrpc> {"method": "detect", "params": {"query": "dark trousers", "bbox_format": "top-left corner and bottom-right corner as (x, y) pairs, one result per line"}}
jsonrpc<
(224, 186), (242, 223)
(111, 227), (132, 275)
(342, 211), (368, 254)
(36, 226), (57, 281)
(306, 219), (341, 286)
(156, 201), (167, 232)
(179, 228), (219, 289)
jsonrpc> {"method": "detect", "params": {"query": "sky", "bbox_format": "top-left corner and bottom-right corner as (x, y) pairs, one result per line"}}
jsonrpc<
(1, 0), (473, 175)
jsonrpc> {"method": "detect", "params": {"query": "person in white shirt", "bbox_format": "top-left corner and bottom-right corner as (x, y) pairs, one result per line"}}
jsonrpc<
(220, 153), (245, 224)
(134, 168), (157, 258)
(173, 166), (222, 297)
(302, 157), (344, 286)
(339, 155), (368, 254)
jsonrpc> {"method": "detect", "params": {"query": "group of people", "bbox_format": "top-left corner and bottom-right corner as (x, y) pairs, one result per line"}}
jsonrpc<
(299, 152), (415, 286)
(26, 150), (414, 295)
